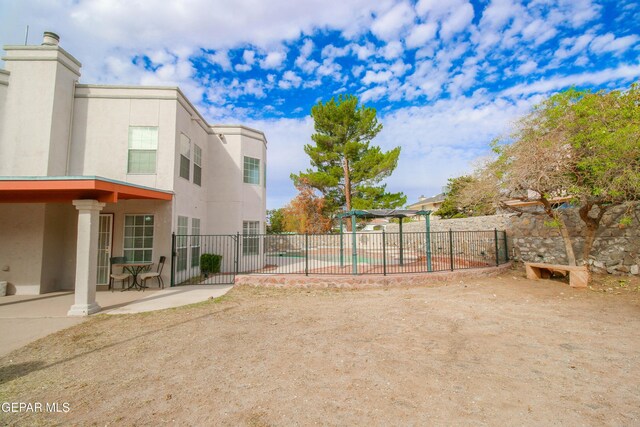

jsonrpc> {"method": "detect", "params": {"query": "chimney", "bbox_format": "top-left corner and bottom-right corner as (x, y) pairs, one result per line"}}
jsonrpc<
(419, 195), (426, 201)
(42, 31), (60, 46)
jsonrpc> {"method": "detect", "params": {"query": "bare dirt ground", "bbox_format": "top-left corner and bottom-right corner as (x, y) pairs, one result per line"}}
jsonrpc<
(1, 269), (639, 426)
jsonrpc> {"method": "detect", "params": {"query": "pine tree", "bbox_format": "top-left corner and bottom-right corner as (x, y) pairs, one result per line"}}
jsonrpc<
(291, 94), (406, 216)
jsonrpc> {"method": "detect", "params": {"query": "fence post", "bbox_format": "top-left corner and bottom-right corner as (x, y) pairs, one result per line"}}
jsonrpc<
(352, 214), (358, 275)
(503, 230), (509, 261)
(425, 213), (432, 272)
(339, 219), (344, 268)
(235, 232), (240, 275)
(382, 229), (387, 276)
(449, 229), (454, 271)
(170, 232), (176, 287)
(494, 228), (499, 266)
(305, 233), (309, 276)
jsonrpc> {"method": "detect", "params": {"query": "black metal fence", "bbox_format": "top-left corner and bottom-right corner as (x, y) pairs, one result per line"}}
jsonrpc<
(171, 229), (509, 286)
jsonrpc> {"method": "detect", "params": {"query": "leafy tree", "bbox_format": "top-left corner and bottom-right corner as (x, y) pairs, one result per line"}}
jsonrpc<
(266, 208), (285, 234)
(282, 183), (333, 234)
(435, 175), (495, 218)
(460, 83), (640, 266)
(291, 95), (406, 218)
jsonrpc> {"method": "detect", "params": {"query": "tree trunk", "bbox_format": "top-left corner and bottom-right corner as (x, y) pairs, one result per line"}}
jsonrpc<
(541, 197), (576, 266)
(343, 157), (352, 231)
(556, 214), (577, 266)
(578, 203), (607, 265)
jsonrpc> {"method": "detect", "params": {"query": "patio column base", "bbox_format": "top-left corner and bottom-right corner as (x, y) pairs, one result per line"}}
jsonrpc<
(67, 302), (101, 316)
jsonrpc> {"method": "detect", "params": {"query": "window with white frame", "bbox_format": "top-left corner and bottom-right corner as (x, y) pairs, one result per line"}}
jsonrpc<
(191, 218), (200, 267)
(128, 127), (158, 174)
(177, 216), (188, 271)
(243, 156), (260, 185)
(243, 221), (260, 255)
(193, 144), (202, 186)
(123, 215), (154, 262)
(179, 134), (190, 180)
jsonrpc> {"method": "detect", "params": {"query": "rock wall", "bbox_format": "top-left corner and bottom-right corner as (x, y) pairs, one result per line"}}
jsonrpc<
(384, 214), (510, 233)
(508, 203), (639, 275)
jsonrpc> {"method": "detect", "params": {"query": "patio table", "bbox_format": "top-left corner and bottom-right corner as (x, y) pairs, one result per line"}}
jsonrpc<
(115, 262), (153, 291)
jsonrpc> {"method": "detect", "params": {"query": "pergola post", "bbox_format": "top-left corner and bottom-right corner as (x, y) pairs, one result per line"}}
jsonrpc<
(68, 199), (105, 316)
(399, 217), (404, 266)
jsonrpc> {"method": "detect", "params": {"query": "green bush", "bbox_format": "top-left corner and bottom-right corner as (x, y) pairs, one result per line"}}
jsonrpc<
(200, 253), (222, 275)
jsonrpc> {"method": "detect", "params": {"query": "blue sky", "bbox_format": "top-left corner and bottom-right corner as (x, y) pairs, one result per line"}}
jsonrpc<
(1, 0), (639, 209)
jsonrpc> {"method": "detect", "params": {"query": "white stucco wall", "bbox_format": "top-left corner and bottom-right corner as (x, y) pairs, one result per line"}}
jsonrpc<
(70, 86), (178, 191)
(0, 45), (80, 176)
(0, 204), (47, 294)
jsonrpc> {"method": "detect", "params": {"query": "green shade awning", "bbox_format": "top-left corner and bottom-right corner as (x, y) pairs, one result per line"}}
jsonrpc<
(336, 209), (432, 219)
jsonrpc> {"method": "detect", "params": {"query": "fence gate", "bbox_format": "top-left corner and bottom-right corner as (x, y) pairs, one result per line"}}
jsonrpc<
(171, 234), (238, 286)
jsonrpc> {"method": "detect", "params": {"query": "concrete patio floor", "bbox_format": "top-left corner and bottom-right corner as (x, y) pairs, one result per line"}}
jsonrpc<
(0, 284), (232, 356)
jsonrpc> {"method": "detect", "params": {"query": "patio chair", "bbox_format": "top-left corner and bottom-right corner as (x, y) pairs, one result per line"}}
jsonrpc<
(139, 256), (166, 290)
(109, 256), (131, 292)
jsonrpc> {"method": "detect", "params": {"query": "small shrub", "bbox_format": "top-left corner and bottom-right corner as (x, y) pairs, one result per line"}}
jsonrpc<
(200, 253), (222, 275)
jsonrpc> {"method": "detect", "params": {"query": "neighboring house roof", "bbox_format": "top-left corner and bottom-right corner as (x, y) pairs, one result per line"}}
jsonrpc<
(406, 193), (445, 210)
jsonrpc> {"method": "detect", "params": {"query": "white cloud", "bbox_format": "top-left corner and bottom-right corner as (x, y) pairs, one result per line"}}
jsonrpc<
(261, 50), (287, 69)
(371, 1), (416, 41)
(440, 2), (474, 41)
(362, 70), (394, 84)
(243, 49), (256, 65)
(351, 42), (376, 60)
(321, 44), (351, 59)
(278, 70), (303, 89)
(235, 63), (251, 72)
(516, 60), (538, 75)
(380, 41), (404, 59)
(406, 22), (437, 48)
(590, 33), (639, 55)
(207, 50), (231, 70)
(502, 64), (640, 97)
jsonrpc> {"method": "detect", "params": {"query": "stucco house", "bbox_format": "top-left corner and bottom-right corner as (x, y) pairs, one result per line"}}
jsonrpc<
(0, 32), (267, 315)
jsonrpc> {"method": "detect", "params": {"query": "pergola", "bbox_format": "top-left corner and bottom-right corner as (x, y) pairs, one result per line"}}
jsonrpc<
(335, 209), (434, 274)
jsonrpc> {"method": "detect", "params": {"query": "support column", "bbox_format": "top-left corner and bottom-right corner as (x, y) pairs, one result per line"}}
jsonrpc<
(68, 200), (105, 316)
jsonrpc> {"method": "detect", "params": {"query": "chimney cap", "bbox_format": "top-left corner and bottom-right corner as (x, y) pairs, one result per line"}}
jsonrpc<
(42, 31), (60, 46)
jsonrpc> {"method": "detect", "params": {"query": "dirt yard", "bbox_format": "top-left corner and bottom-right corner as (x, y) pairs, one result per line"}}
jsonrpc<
(1, 271), (639, 426)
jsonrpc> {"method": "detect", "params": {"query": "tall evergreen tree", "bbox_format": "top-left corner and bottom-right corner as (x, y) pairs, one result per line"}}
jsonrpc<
(291, 95), (406, 216)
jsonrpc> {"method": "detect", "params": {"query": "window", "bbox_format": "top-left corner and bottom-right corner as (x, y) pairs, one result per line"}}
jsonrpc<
(123, 215), (154, 262)
(176, 216), (188, 271)
(128, 127), (158, 174)
(193, 144), (202, 186)
(263, 162), (266, 188)
(179, 134), (190, 180)
(243, 156), (260, 184)
(243, 221), (260, 255)
(191, 218), (200, 268)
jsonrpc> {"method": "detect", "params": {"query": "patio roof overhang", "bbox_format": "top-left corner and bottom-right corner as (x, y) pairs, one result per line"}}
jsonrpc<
(0, 176), (174, 203)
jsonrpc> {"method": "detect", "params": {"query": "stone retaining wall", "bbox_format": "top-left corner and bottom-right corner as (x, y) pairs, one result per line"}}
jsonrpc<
(508, 203), (639, 275)
(385, 214), (509, 233)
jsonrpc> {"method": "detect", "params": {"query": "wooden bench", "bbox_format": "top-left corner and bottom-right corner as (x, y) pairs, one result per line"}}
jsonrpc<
(524, 262), (590, 288)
